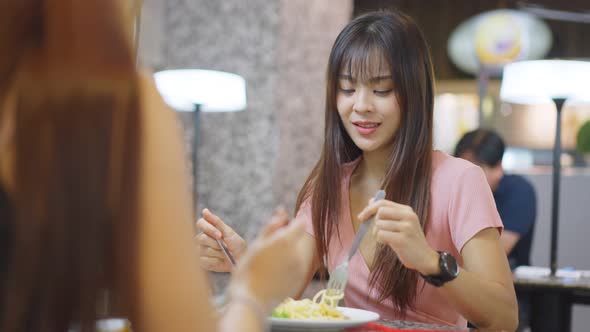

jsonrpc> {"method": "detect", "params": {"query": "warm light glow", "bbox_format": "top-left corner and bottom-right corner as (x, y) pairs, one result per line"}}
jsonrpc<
(433, 93), (479, 153)
(154, 69), (247, 112)
(500, 60), (590, 105)
(503, 148), (533, 171)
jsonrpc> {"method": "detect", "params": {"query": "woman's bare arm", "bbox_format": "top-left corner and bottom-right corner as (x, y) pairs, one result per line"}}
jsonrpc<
(136, 70), (219, 332)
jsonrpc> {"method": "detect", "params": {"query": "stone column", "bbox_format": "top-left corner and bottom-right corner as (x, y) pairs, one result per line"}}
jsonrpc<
(274, 0), (352, 212)
(137, 0), (165, 68)
(164, 0), (282, 242)
(145, 0), (352, 293)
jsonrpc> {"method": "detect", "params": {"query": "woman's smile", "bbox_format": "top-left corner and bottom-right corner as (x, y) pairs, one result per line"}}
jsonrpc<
(352, 121), (381, 135)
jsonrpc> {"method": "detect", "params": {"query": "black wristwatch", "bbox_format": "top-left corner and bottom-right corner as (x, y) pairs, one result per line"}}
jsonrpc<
(420, 251), (459, 287)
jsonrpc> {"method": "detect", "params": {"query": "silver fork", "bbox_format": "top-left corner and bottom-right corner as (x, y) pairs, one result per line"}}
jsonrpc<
(216, 239), (237, 266)
(212, 239), (236, 309)
(327, 189), (386, 296)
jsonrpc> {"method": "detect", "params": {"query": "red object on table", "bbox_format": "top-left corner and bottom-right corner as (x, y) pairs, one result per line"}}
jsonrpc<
(357, 322), (467, 332)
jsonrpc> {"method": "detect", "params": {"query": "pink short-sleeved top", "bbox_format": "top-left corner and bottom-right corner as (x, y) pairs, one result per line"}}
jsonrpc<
(296, 150), (503, 327)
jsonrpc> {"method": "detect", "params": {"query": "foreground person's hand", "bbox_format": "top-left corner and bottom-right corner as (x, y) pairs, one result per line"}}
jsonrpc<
(196, 208), (247, 272)
(228, 208), (308, 312)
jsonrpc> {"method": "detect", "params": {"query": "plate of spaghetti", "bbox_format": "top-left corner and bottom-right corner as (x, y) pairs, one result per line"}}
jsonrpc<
(270, 289), (379, 330)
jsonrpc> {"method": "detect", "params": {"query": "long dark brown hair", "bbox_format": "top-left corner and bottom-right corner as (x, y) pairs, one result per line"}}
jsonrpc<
(295, 10), (434, 315)
(0, 1), (141, 331)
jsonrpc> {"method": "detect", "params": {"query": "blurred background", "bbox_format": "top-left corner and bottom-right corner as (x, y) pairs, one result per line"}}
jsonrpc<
(137, 1), (590, 330)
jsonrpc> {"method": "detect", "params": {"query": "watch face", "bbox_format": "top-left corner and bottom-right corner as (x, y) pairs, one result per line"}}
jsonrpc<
(441, 252), (459, 277)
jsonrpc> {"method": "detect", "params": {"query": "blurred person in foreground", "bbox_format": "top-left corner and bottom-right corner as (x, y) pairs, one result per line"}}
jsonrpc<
(455, 128), (536, 331)
(0, 1), (307, 331)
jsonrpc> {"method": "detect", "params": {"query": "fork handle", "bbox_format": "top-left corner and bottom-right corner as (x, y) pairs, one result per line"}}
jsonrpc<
(347, 190), (386, 261)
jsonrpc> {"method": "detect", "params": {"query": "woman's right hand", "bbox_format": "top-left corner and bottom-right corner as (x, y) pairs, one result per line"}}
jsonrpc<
(195, 208), (247, 272)
(229, 209), (308, 312)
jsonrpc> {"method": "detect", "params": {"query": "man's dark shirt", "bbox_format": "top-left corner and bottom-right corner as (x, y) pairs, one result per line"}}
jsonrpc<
(494, 174), (537, 270)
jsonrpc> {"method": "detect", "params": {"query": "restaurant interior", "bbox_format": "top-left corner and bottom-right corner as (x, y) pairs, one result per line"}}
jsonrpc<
(36, 0), (590, 331)
(6, 0), (590, 332)
(135, 0), (590, 331)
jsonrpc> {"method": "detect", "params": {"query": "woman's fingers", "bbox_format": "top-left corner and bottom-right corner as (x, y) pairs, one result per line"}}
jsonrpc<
(358, 199), (406, 221)
(199, 245), (226, 260)
(359, 200), (415, 223)
(375, 229), (403, 245)
(196, 217), (222, 239)
(202, 208), (235, 238)
(196, 232), (220, 249)
(272, 218), (305, 243)
(260, 207), (290, 238)
(199, 256), (229, 272)
(375, 206), (415, 222)
(229, 217), (309, 309)
(374, 219), (404, 232)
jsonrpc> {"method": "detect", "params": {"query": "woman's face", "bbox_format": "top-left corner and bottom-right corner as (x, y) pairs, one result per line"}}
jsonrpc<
(336, 57), (401, 153)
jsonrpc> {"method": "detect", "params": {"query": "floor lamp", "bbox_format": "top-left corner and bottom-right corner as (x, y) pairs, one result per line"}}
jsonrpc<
(153, 69), (247, 211)
(500, 60), (590, 277)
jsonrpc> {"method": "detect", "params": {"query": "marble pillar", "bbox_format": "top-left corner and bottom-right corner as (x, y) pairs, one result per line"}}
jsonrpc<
(142, 0), (352, 293)
(274, 0), (353, 213)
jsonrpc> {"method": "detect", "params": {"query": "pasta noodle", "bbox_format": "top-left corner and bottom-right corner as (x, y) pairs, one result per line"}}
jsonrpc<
(271, 289), (347, 320)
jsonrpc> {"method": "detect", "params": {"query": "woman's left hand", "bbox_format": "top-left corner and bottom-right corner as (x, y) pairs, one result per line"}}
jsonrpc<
(357, 199), (439, 275)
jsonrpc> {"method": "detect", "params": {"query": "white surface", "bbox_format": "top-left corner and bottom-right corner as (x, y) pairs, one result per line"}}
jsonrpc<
(95, 318), (129, 332)
(514, 265), (590, 279)
(269, 307), (379, 331)
(500, 60), (590, 105)
(154, 69), (247, 112)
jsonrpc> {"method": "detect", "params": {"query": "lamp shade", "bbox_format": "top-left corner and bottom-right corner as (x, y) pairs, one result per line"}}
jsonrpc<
(447, 9), (552, 76)
(154, 69), (247, 112)
(500, 60), (590, 105)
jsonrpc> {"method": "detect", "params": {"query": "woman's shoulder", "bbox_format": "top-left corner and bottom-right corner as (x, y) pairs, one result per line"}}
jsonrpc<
(430, 150), (487, 198)
(432, 150), (479, 178)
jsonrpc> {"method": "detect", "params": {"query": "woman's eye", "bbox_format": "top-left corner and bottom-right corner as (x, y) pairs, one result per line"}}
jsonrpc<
(339, 88), (355, 95)
(374, 89), (393, 96)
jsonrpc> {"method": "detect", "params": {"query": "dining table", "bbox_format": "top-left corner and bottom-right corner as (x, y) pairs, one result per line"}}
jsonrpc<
(271, 319), (467, 331)
(283, 281), (469, 332)
(514, 272), (590, 332)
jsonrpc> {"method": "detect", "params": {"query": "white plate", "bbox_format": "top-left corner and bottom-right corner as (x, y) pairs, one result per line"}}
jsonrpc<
(269, 307), (379, 331)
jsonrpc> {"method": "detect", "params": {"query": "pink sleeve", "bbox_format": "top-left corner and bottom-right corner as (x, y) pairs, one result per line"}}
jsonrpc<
(294, 200), (315, 237)
(448, 165), (503, 252)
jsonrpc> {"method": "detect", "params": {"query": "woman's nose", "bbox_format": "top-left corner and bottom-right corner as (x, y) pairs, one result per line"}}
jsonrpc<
(352, 88), (373, 113)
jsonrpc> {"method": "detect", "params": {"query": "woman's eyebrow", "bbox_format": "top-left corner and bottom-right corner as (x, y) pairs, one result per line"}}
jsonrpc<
(368, 75), (392, 83)
(338, 74), (392, 83)
(338, 74), (354, 82)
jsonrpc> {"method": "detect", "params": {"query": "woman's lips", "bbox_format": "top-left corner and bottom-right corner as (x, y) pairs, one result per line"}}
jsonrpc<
(353, 121), (380, 136)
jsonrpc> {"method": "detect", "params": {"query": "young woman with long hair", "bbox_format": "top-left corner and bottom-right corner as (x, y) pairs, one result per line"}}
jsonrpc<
(198, 10), (518, 330)
(0, 1), (308, 331)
